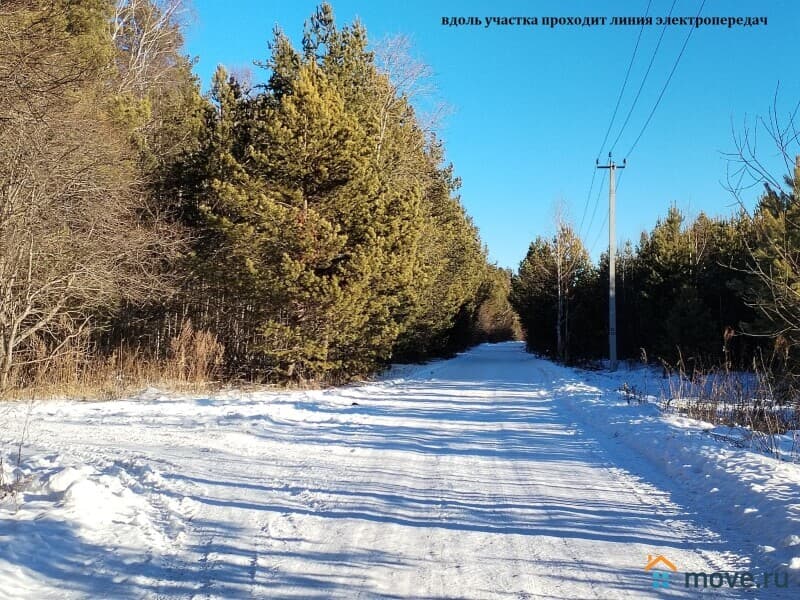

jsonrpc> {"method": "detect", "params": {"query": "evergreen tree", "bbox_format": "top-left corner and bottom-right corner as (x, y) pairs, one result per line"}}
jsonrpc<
(174, 3), (496, 381)
(511, 238), (558, 356)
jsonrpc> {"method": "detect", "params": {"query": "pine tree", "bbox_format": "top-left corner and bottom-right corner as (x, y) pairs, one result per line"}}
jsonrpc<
(511, 238), (558, 356)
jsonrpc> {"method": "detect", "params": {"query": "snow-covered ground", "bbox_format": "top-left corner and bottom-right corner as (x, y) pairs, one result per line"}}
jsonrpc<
(2, 342), (800, 598)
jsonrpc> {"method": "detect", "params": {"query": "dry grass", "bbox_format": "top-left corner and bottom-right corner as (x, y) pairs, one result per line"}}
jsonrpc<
(1, 321), (225, 401)
(659, 355), (799, 439)
(0, 468), (31, 502)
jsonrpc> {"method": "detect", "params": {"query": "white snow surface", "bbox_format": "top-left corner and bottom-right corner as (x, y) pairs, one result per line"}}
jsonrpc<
(2, 342), (800, 598)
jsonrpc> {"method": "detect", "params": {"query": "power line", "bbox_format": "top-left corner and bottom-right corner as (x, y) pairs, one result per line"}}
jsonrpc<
(608, 0), (678, 155)
(589, 169), (626, 256)
(624, 0), (708, 158)
(579, 0), (653, 241)
(577, 168), (598, 238)
(556, 169), (606, 288)
(589, 212), (609, 256)
(596, 0), (653, 157)
(585, 169), (608, 250)
(565, 169), (605, 278)
(563, 168), (607, 281)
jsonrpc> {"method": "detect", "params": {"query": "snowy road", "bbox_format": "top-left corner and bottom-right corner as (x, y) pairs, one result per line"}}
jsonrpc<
(2, 342), (795, 598)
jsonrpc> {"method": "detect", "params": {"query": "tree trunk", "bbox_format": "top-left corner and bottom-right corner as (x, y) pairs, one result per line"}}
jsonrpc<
(556, 277), (564, 360)
(0, 336), (14, 390)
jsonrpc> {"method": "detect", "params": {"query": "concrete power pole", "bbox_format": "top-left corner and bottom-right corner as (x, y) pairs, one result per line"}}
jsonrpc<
(597, 154), (625, 371)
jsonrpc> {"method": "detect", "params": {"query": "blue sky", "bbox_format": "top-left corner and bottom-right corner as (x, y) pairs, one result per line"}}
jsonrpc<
(184, 1), (799, 269)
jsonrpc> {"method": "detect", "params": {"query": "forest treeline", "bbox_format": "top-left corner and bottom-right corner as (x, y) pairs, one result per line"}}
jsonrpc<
(0, 0), (519, 394)
(511, 159), (800, 386)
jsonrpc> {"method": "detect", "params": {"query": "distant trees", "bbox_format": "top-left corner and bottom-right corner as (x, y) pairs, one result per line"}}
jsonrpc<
(472, 266), (523, 345)
(510, 221), (593, 362)
(511, 97), (800, 378)
(511, 205), (758, 369)
(511, 176), (800, 386)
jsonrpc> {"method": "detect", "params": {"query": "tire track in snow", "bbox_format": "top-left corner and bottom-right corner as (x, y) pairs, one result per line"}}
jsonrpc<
(537, 359), (747, 598)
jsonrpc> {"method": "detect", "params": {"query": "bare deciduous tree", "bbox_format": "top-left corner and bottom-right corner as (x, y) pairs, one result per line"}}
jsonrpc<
(724, 86), (800, 357)
(374, 34), (450, 137)
(0, 105), (179, 389)
(0, 1), (181, 390)
(552, 207), (590, 363)
(111, 0), (192, 96)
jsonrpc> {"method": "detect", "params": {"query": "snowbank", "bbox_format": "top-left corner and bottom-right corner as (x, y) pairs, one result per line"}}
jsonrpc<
(556, 363), (800, 575)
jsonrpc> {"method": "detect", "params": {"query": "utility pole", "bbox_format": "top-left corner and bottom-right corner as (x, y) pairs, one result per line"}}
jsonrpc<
(597, 154), (625, 371)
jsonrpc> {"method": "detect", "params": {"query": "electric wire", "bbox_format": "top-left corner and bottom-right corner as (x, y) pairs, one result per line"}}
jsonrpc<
(608, 0), (678, 155)
(577, 168), (599, 239)
(589, 169), (626, 256)
(623, 0), (708, 159)
(579, 0), (654, 242)
(596, 0), (653, 157)
(585, 170), (608, 254)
